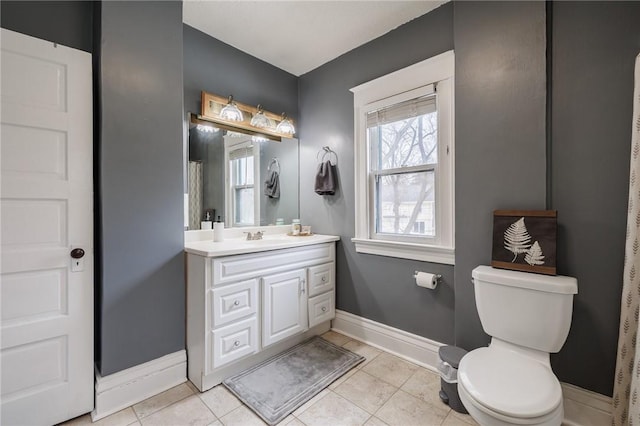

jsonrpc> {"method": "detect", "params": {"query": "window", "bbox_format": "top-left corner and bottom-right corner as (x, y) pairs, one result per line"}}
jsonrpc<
(351, 51), (454, 264)
(231, 150), (254, 225)
(225, 136), (260, 227)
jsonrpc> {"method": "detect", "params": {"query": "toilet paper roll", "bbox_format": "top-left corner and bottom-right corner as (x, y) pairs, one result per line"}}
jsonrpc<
(415, 271), (439, 289)
(213, 222), (224, 242)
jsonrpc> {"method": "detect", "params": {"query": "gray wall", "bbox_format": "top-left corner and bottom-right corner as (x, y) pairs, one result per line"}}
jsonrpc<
(452, 0), (547, 350)
(298, 3), (456, 345)
(550, 1), (640, 396)
(183, 24), (298, 123)
(188, 126), (225, 223)
(298, 0), (640, 396)
(97, 1), (185, 375)
(260, 139), (300, 226)
(0, 1), (93, 53)
(1, 0), (187, 376)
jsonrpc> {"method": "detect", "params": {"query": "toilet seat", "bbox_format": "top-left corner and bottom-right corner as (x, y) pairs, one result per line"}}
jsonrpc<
(458, 379), (563, 426)
(458, 347), (562, 420)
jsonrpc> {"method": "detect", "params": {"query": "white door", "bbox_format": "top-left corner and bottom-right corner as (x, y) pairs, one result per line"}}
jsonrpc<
(262, 269), (308, 347)
(1, 29), (93, 425)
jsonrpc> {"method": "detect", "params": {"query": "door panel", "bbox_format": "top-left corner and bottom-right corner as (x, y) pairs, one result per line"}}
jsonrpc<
(1, 49), (67, 111)
(262, 269), (308, 347)
(2, 268), (68, 324)
(0, 29), (93, 426)
(2, 198), (68, 247)
(1, 124), (68, 180)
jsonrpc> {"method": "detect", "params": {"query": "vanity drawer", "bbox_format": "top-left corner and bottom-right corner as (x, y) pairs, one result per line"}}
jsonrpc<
(211, 316), (258, 370)
(307, 262), (334, 297)
(308, 291), (335, 328)
(211, 279), (258, 328)
(213, 243), (335, 285)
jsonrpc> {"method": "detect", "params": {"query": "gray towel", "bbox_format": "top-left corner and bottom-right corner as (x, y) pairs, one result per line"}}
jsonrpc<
(314, 161), (337, 195)
(264, 170), (280, 198)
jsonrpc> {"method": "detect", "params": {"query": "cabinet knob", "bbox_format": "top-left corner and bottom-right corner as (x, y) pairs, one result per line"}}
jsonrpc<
(233, 300), (240, 306)
(321, 276), (327, 282)
(321, 306), (327, 312)
(234, 341), (240, 347)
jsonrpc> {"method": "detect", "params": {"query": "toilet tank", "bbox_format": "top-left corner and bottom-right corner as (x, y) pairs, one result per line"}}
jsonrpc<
(472, 266), (578, 353)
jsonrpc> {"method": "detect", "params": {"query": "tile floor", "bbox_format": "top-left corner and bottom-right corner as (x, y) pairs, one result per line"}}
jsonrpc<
(62, 331), (477, 426)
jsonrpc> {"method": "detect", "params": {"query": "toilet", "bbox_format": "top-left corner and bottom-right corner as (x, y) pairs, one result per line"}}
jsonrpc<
(457, 266), (578, 426)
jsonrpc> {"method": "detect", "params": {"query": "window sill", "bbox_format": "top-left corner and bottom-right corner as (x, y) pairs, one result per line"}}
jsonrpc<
(351, 238), (455, 265)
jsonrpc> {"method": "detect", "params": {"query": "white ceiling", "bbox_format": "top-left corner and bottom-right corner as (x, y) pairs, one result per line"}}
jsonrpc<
(183, 1), (446, 76)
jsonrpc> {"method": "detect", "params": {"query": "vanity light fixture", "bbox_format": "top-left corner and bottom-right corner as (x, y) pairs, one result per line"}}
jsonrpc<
(250, 104), (270, 129)
(275, 113), (295, 136)
(200, 91), (295, 141)
(220, 95), (243, 122)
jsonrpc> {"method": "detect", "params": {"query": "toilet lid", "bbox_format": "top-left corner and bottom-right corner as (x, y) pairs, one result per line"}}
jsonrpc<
(458, 347), (562, 419)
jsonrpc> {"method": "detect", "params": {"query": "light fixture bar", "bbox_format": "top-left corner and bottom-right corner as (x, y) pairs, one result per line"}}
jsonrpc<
(200, 91), (295, 138)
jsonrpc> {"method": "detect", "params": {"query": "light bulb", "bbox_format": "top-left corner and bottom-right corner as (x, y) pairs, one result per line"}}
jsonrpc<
(276, 114), (295, 135)
(250, 105), (270, 129)
(220, 95), (243, 122)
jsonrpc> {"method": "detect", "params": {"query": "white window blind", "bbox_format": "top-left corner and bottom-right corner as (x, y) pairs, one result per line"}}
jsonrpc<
(366, 88), (436, 128)
(229, 146), (253, 161)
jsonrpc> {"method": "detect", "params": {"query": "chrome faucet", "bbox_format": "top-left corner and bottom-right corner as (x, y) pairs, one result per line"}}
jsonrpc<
(244, 231), (264, 241)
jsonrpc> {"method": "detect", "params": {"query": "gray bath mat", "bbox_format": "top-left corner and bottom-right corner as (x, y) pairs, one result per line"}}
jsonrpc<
(223, 336), (365, 425)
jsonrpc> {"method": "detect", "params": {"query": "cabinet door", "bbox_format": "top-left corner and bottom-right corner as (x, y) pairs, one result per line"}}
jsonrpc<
(262, 269), (308, 347)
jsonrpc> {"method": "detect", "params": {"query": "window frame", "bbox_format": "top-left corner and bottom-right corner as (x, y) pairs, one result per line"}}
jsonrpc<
(367, 84), (439, 244)
(350, 50), (455, 264)
(224, 136), (261, 227)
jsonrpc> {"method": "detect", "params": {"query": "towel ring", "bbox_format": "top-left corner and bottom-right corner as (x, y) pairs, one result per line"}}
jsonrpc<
(268, 158), (280, 173)
(316, 146), (338, 165)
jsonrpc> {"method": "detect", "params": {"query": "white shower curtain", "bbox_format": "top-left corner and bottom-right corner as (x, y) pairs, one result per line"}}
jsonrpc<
(613, 53), (640, 426)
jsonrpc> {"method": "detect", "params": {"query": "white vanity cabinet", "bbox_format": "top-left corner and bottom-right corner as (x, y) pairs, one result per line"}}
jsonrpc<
(186, 241), (337, 392)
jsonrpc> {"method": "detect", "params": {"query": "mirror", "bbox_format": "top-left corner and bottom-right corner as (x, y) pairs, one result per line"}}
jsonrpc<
(186, 114), (299, 229)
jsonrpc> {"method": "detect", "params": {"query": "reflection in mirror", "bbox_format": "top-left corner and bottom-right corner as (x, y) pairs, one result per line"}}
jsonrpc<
(186, 115), (299, 229)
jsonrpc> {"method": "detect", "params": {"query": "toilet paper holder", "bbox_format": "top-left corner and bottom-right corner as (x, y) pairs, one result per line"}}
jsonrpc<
(413, 271), (442, 289)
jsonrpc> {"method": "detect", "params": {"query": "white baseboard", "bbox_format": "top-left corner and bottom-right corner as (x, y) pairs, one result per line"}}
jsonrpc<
(561, 382), (612, 426)
(331, 310), (612, 426)
(331, 309), (444, 373)
(92, 350), (187, 421)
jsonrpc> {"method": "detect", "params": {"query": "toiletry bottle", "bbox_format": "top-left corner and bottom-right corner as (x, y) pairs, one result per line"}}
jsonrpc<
(201, 211), (212, 230)
(214, 216), (224, 242)
(291, 219), (301, 236)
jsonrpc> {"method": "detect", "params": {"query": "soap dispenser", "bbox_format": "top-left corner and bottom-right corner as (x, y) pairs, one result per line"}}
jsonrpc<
(201, 211), (212, 230)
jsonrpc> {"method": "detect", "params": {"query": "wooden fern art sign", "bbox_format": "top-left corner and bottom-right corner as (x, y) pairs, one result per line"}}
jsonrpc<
(491, 210), (557, 275)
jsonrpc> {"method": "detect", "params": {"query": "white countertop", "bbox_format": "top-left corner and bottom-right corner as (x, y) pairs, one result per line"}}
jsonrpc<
(184, 233), (340, 257)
